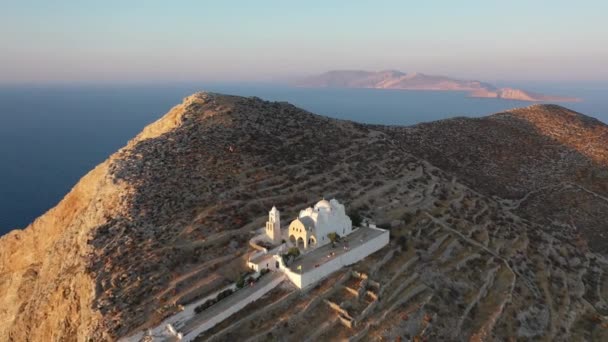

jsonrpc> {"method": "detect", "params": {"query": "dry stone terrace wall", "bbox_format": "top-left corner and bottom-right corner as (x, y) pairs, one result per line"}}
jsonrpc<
(394, 104), (608, 254)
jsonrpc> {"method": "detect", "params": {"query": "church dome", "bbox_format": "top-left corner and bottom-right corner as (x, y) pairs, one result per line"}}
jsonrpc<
(314, 199), (331, 210)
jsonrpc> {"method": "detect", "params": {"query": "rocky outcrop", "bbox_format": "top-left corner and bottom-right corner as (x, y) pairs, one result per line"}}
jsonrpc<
(0, 94), (204, 341)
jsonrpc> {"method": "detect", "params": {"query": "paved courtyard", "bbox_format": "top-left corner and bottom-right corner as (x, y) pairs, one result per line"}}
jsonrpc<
(290, 227), (385, 273)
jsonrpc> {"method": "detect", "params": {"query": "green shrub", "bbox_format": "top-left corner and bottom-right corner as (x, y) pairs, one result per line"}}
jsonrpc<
(236, 275), (245, 289)
(327, 232), (339, 244)
(217, 288), (233, 300)
(193, 288), (234, 314)
(287, 247), (300, 257)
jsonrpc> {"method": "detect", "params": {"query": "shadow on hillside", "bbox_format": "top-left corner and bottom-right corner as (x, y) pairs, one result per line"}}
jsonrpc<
(395, 104), (608, 254)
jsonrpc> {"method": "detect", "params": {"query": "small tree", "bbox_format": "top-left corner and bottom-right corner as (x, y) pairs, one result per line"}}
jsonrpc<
(327, 232), (339, 246)
(287, 247), (300, 257)
(236, 274), (246, 289)
(281, 247), (301, 266)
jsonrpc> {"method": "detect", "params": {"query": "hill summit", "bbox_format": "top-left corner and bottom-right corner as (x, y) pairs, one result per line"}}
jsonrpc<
(1, 93), (607, 341)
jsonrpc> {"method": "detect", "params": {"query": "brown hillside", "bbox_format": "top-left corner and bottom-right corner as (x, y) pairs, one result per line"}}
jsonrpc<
(395, 104), (608, 253)
(1, 94), (608, 341)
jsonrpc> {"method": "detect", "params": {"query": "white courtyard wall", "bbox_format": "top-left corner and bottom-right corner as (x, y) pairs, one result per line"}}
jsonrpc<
(280, 228), (389, 289)
(275, 255), (303, 288)
(182, 273), (285, 342)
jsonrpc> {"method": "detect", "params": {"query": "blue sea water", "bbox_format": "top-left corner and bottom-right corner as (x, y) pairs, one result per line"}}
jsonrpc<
(1, 82), (607, 235)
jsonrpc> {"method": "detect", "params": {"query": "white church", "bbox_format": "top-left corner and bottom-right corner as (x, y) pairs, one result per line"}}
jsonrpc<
(248, 198), (389, 289)
(287, 199), (352, 250)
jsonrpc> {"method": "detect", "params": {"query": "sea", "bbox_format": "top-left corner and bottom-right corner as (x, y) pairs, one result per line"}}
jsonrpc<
(1, 82), (607, 235)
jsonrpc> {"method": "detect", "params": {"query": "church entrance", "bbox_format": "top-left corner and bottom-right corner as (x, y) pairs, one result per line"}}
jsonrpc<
(308, 236), (317, 249)
(296, 237), (305, 249)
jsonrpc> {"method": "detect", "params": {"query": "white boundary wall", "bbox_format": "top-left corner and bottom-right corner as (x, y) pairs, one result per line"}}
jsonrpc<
(182, 273), (285, 342)
(278, 228), (389, 288)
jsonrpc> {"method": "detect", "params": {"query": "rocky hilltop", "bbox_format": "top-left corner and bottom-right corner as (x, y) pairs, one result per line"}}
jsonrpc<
(298, 70), (580, 102)
(1, 93), (607, 341)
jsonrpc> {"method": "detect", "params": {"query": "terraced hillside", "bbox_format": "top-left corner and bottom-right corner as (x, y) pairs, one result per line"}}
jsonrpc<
(191, 148), (608, 341)
(1, 93), (607, 341)
(395, 105), (608, 253)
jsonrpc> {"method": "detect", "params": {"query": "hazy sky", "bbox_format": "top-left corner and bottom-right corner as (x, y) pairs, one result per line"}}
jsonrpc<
(1, 0), (607, 84)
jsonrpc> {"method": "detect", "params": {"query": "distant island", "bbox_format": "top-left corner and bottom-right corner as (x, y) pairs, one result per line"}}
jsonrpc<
(297, 70), (581, 102)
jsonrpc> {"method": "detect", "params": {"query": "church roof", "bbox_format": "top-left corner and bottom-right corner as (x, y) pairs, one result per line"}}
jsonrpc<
(297, 217), (315, 230)
(314, 199), (331, 210)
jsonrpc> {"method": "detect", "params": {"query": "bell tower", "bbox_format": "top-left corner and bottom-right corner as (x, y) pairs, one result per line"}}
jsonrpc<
(266, 206), (281, 244)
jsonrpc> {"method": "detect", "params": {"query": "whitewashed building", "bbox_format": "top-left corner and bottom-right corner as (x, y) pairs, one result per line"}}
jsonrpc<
(287, 199), (352, 249)
(249, 198), (389, 289)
